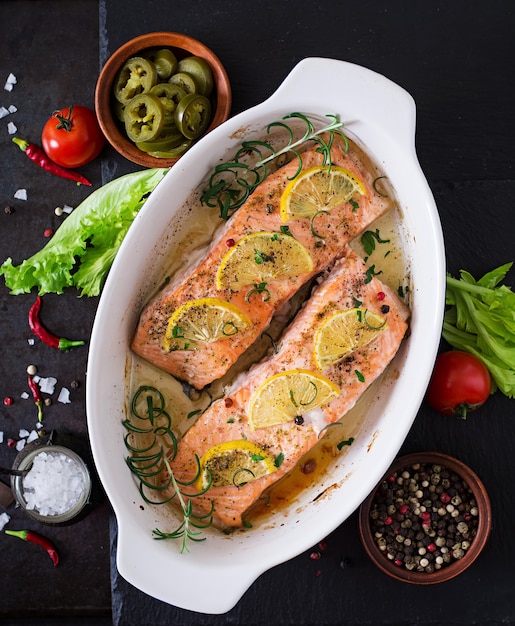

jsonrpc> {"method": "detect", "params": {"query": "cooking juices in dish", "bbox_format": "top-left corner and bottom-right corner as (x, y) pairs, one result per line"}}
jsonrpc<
(131, 137), (392, 388)
(127, 123), (411, 533)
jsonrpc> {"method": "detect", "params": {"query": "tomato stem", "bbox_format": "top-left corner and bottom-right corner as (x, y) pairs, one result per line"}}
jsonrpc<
(53, 105), (74, 132)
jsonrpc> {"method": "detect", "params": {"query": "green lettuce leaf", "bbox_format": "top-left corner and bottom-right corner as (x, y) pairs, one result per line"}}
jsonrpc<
(0, 167), (168, 297)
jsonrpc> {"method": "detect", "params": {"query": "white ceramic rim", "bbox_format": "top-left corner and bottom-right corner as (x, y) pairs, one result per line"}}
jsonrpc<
(86, 57), (446, 614)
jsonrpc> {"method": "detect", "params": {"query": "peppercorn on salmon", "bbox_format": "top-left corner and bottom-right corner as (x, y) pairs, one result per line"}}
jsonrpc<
(131, 139), (392, 389)
(166, 248), (410, 528)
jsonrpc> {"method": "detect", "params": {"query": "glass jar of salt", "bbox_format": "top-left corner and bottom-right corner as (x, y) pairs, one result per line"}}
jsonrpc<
(11, 444), (91, 524)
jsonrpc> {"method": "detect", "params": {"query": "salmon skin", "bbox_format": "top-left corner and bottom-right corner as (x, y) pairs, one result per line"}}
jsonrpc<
(131, 138), (392, 389)
(166, 248), (410, 528)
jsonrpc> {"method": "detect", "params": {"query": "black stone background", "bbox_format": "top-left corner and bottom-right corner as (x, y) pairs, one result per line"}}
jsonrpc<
(1, 0), (515, 624)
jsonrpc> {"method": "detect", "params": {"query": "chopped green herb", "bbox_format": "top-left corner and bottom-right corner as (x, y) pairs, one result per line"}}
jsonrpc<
(355, 369), (365, 383)
(187, 409), (202, 420)
(337, 437), (355, 450)
(349, 199), (359, 211)
(364, 264), (382, 284)
(274, 452), (284, 467)
(360, 229), (391, 256)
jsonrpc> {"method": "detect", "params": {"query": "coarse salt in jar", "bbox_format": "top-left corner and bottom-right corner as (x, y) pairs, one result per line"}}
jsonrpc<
(11, 444), (91, 524)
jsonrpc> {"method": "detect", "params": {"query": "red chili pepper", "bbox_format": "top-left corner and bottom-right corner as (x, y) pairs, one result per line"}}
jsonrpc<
(12, 137), (91, 186)
(5, 529), (59, 567)
(27, 374), (43, 422)
(29, 296), (85, 351)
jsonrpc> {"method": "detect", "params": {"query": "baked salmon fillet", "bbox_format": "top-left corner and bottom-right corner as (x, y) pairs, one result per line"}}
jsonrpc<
(131, 138), (392, 389)
(166, 248), (410, 528)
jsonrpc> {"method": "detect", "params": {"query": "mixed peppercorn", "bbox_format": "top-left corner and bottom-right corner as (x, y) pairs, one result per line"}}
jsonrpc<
(368, 462), (479, 573)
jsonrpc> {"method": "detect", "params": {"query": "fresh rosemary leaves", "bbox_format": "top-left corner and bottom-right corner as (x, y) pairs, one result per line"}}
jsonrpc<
(200, 112), (348, 220)
(124, 385), (213, 552)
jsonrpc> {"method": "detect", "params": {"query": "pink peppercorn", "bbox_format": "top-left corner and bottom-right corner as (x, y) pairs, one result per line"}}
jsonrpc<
(384, 516), (393, 525)
(318, 540), (328, 551)
(226, 238), (235, 247)
(7, 439), (16, 448)
(44, 229), (53, 237)
(440, 492), (451, 504)
(224, 398), (233, 408)
(3, 397), (14, 406)
(377, 291), (386, 300)
(427, 543), (437, 553)
(399, 504), (410, 515)
(310, 551), (321, 560)
(394, 558), (403, 567)
(420, 511), (431, 521)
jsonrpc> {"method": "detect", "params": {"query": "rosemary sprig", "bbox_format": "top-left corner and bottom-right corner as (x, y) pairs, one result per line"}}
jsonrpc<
(200, 112), (348, 219)
(153, 459), (214, 553)
(124, 385), (215, 551)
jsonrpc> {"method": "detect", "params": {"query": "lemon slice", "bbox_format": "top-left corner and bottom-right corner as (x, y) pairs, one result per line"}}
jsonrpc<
(280, 165), (366, 222)
(314, 308), (387, 370)
(162, 297), (251, 351)
(216, 231), (314, 291)
(248, 369), (340, 430)
(197, 439), (278, 489)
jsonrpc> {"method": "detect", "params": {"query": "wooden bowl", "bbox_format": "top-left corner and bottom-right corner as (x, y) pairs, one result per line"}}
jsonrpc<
(95, 32), (232, 168)
(358, 451), (492, 584)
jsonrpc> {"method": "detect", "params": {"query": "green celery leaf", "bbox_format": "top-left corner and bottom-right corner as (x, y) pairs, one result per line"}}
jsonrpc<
(443, 263), (515, 398)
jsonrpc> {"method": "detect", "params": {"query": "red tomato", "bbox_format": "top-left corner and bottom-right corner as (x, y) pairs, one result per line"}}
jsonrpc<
(425, 351), (492, 418)
(42, 105), (105, 168)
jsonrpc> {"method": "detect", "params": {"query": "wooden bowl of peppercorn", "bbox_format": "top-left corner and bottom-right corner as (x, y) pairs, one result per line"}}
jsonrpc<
(358, 451), (492, 584)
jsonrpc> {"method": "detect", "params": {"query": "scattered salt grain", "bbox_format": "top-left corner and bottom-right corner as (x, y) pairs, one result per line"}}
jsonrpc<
(8, 104), (17, 113)
(18, 428), (30, 438)
(22, 451), (85, 516)
(27, 338), (35, 346)
(0, 512), (10, 531)
(20, 391), (29, 400)
(4, 73), (17, 89)
(0, 106), (9, 118)
(27, 430), (39, 444)
(35, 376), (57, 395)
(57, 387), (71, 404)
(0, 432), (3, 444)
(62, 204), (74, 214)
(7, 121), (17, 134)
(16, 439), (25, 452)
(14, 189), (27, 201)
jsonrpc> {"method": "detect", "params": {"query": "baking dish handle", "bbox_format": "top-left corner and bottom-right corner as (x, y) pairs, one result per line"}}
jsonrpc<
(267, 57), (417, 154)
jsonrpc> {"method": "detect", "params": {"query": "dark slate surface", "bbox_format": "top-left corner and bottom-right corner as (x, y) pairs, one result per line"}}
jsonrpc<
(1, 0), (515, 624)
(0, 1), (111, 623)
(100, 1), (515, 624)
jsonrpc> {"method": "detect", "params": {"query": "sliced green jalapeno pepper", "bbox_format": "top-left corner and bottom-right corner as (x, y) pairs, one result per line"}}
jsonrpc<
(177, 56), (214, 96)
(150, 48), (178, 80)
(168, 71), (198, 94)
(174, 93), (211, 140)
(113, 56), (158, 105)
(136, 126), (184, 153)
(146, 138), (193, 158)
(123, 93), (164, 143)
(149, 83), (187, 124)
